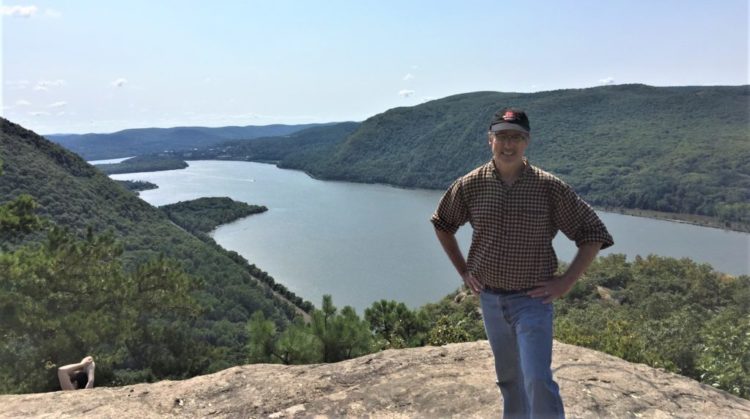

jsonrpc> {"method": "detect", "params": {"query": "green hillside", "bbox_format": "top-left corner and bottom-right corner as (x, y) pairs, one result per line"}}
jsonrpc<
(95, 155), (189, 174)
(186, 121), (361, 164)
(179, 85), (749, 227)
(0, 118), (308, 386)
(47, 123), (326, 160)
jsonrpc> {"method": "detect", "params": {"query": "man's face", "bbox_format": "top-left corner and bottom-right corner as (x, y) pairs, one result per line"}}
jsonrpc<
(488, 131), (529, 165)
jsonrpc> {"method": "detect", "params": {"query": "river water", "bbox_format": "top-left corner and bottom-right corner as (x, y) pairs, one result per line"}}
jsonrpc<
(111, 160), (750, 313)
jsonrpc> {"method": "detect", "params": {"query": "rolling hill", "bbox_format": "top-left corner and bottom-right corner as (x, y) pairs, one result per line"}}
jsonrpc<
(46, 123), (327, 160)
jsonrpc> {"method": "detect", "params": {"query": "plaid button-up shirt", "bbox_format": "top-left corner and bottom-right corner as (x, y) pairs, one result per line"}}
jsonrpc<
(431, 160), (614, 291)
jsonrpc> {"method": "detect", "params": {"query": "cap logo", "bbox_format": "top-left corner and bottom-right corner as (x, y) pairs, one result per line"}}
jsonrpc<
(502, 111), (516, 121)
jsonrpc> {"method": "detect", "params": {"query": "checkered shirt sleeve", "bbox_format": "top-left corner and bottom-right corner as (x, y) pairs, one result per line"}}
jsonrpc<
(431, 178), (469, 235)
(552, 182), (614, 249)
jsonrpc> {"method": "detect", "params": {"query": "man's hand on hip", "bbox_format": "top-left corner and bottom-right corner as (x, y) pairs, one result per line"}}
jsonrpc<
(527, 274), (576, 304)
(461, 271), (484, 295)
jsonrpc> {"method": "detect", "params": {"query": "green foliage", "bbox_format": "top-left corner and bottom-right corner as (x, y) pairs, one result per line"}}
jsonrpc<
(246, 311), (278, 363)
(362, 293), (485, 349)
(365, 300), (426, 349)
(697, 309), (750, 398)
(419, 290), (486, 344)
(95, 155), (188, 174)
(426, 316), (472, 346)
(182, 122), (360, 166)
(274, 318), (321, 365)
(555, 305), (653, 364)
(0, 194), (42, 239)
(246, 295), (371, 365)
(554, 254), (750, 398)
(160, 197), (267, 235)
(115, 180), (158, 193)
(312, 295), (373, 362)
(0, 224), (203, 393)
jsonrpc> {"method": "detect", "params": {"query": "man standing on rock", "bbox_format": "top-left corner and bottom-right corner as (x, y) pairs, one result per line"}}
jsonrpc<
(431, 108), (613, 418)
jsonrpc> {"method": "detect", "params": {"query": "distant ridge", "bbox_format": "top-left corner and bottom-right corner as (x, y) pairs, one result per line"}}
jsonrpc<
(46, 123), (331, 160)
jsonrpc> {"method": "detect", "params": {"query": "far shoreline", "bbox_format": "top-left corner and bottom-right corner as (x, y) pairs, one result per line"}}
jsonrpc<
(598, 206), (750, 234)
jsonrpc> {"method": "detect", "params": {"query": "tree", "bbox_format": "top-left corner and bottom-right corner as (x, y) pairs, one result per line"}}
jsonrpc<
(337, 306), (373, 359)
(311, 295), (340, 362)
(426, 315), (471, 346)
(246, 311), (277, 363)
(0, 199), (202, 392)
(697, 309), (750, 398)
(246, 295), (372, 365)
(365, 300), (424, 349)
(274, 318), (320, 364)
(311, 295), (373, 362)
(0, 194), (41, 240)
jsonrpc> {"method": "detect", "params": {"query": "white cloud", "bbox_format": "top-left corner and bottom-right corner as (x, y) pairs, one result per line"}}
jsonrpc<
(16, 100), (32, 106)
(111, 78), (128, 87)
(1, 5), (38, 17)
(34, 79), (66, 91)
(398, 89), (415, 98)
(403, 73), (414, 81)
(30, 111), (50, 116)
(598, 77), (615, 85)
(48, 101), (67, 108)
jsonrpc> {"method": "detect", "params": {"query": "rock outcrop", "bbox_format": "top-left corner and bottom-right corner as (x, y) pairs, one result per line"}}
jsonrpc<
(2, 340), (748, 418)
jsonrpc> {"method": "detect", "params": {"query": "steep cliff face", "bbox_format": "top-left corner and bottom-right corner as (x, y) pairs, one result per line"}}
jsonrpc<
(2, 340), (748, 418)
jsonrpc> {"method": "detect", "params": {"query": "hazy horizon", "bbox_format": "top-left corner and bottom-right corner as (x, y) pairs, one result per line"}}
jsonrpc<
(3, 0), (748, 135)
(37, 82), (750, 137)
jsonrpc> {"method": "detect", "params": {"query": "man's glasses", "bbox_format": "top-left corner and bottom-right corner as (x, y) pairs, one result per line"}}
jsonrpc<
(491, 132), (528, 143)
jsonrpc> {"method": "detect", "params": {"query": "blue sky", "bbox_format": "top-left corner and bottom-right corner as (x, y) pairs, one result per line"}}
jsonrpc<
(2, 0), (748, 134)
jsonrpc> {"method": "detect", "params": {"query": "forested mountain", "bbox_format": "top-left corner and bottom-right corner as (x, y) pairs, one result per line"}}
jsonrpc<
(188, 121), (360, 163)
(0, 118), (307, 389)
(46, 123), (325, 160)
(183, 84), (749, 226)
(96, 155), (189, 174)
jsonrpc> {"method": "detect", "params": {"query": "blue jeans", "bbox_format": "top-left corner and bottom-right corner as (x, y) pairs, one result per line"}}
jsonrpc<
(480, 290), (565, 419)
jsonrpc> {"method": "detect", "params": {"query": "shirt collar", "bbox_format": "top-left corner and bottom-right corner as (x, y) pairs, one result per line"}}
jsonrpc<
(488, 158), (532, 181)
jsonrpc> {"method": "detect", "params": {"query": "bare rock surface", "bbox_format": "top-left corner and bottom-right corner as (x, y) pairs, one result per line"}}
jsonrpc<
(2, 340), (748, 418)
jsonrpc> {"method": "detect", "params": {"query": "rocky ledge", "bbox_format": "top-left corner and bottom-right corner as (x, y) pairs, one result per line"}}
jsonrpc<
(2, 340), (749, 418)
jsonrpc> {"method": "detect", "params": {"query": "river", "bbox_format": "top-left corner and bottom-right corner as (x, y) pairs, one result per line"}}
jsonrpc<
(110, 160), (750, 313)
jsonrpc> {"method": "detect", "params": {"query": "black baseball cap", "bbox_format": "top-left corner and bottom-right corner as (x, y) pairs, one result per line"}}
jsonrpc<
(489, 107), (530, 134)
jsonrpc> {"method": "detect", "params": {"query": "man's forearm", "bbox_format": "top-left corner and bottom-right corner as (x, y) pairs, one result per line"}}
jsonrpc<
(434, 228), (468, 275)
(561, 242), (602, 284)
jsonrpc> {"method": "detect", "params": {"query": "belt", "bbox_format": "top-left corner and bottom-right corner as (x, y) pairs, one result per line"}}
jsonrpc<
(481, 285), (536, 295)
